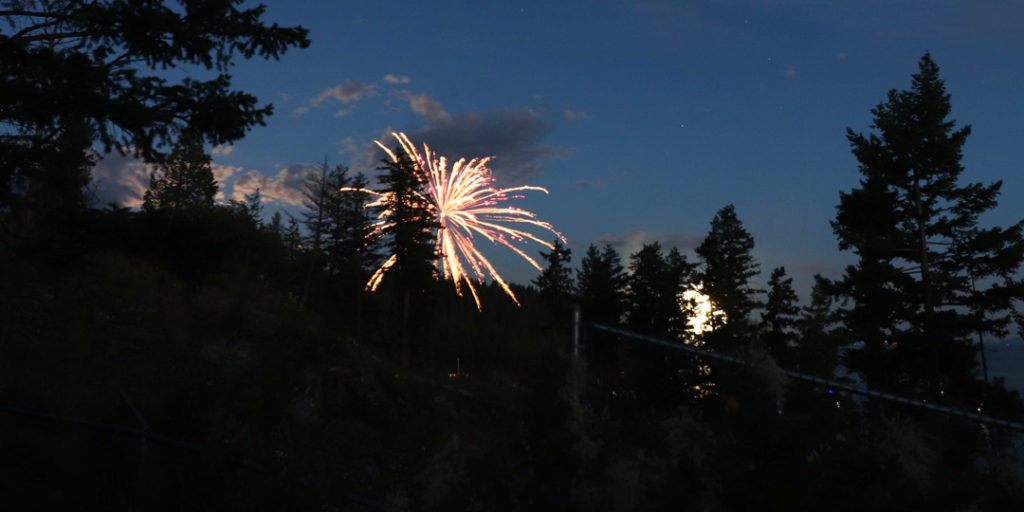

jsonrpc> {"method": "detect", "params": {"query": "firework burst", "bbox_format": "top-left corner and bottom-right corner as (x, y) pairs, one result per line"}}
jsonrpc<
(363, 132), (564, 309)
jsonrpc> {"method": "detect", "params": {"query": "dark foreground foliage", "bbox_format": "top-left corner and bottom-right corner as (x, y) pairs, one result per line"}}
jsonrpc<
(2, 207), (1023, 511)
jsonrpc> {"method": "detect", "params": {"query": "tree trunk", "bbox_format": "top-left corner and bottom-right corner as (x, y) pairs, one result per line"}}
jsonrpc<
(300, 157), (329, 310)
(913, 173), (939, 387)
(399, 287), (411, 366)
(977, 331), (989, 383)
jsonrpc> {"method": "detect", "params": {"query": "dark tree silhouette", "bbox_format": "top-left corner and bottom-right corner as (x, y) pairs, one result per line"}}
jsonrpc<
(299, 160), (343, 307)
(833, 53), (1024, 396)
(798, 275), (842, 376)
(665, 246), (698, 337)
(377, 150), (437, 290)
(760, 266), (800, 365)
(300, 159), (336, 260)
(376, 149), (437, 362)
(283, 215), (303, 257)
(533, 238), (573, 309)
(325, 171), (380, 284)
(575, 244), (626, 325)
(324, 170), (381, 336)
(696, 204), (761, 351)
(0, 1), (308, 219)
(228, 188), (263, 228)
(266, 211), (284, 240)
(142, 137), (217, 211)
(624, 242), (691, 337)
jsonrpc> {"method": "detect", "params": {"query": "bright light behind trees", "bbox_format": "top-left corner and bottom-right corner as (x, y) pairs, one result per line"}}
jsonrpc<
(680, 283), (726, 343)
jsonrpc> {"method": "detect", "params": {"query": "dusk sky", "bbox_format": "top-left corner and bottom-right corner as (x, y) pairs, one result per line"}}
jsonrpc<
(92, 0), (1024, 299)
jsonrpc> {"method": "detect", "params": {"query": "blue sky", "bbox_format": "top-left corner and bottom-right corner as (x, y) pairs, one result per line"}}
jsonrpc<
(93, 0), (1024, 299)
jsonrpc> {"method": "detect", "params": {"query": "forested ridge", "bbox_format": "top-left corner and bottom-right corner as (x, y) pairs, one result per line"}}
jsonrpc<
(3, 2), (1024, 510)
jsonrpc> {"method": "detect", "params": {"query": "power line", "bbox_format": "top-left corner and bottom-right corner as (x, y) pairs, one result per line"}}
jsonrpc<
(584, 320), (1024, 433)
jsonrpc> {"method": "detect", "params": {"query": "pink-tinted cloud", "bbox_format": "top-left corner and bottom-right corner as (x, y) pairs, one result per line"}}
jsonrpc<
(90, 151), (154, 208)
(312, 81), (377, 106)
(293, 80), (377, 116)
(383, 73), (411, 84)
(211, 163), (242, 201)
(231, 165), (312, 206)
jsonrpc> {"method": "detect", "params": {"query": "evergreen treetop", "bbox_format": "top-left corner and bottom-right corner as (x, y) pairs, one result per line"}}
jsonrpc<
(833, 53), (1024, 395)
(696, 204), (761, 341)
(761, 266), (801, 364)
(533, 238), (573, 307)
(575, 244), (627, 325)
(376, 149), (437, 290)
(142, 137), (218, 212)
(624, 242), (692, 338)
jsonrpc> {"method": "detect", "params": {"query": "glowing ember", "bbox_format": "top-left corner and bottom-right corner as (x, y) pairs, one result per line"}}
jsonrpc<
(361, 132), (564, 309)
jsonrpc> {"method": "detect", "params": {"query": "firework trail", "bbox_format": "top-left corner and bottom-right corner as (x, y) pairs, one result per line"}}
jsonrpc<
(361, 132), (564, 309)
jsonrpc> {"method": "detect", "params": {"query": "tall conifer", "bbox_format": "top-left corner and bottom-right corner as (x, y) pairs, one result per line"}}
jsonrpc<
(833, 54), (1024, 396)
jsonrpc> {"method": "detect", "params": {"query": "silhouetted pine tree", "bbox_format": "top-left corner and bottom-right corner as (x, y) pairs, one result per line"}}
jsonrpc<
(377, 150), (436, 289)
(142, 137), (217, 212)
(833, 53), (1024, 397)
(283, 216), (303, 258)
(760, 266), (800, 365)
(228, 189), (263, 228)
(325, 171), (381, 335)
(533, 239), (573, 309)
(696, 204), (761, 352)
(624, 242), (692, 338)
(377, 149), (437, 362)
(665, 247), (698, 338)
(575, 244), (627, 325)
(324, 171), (379, 279)
(300, 160), (337, 258)
(1, 2), (307, 240)
(798, 275), (842, 376)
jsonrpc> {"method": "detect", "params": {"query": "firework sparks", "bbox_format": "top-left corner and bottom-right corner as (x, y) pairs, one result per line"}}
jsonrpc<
(363, 132), (564, 309)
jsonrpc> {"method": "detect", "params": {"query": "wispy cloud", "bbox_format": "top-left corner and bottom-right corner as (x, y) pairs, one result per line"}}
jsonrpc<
(403, 107), (566, 185)
(211, 163), (242, 201)
(562, 107), (588, 122)
(330, 89), (566, 185)
(406, 92), (450, 124)
(231, 164), (312, 206)
(383, 74), (411, 84)
(90, 149), (311, 209)
(596, 228), (702, 259)
(337, 136), (360, 155)
(211, 144), (234, 156)
(783, 66), (797, 77)
(90, 151), (153, 208)
(211, 163), (241, 183)
(312, 81), (377, 106)
(293, 80), (378, 116)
